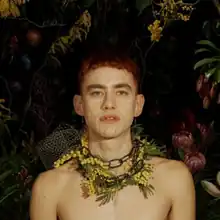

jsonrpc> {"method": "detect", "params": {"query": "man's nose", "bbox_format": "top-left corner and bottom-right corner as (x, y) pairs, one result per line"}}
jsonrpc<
(102, 93), (116, 110)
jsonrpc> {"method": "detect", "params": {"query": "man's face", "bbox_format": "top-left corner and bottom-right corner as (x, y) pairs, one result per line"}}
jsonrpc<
(74, 66), (145, 139)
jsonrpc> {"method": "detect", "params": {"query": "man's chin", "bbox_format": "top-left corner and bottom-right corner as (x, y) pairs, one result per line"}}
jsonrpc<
(95, 126), (129, 139)
(99, 131), (121, 139)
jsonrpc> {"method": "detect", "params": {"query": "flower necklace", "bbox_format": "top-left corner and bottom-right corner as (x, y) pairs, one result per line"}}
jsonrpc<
(54, 132), (164, 206)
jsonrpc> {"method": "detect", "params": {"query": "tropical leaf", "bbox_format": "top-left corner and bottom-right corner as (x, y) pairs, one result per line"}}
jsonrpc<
(195, 48), (212, 54)
(205, 68), (217, 79)
(196, 40), (220, 53)
(136, 0), (152, 15)
(194, 57), (220, 70)
(201, 180), (220, 198)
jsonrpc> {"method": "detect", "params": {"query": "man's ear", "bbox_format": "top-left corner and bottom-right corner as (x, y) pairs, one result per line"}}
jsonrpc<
(73, 95), (84, 116)
(134, 94), (145, 117)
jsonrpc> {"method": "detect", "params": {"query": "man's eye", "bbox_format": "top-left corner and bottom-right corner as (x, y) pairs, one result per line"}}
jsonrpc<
(90, 91), (102, 96)
(117, 91), (128, 95)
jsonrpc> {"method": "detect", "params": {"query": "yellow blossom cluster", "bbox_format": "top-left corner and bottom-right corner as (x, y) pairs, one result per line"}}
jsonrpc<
(148, 20), (163, 42)
(157, 0), (194, 21)
(54, 144), (108, 169)
(133, 164), (153, 186)
(0, 0), (26, 17)
(148, 0), (195, 42)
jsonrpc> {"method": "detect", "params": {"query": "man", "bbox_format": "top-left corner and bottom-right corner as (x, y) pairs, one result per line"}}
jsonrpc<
(30, 48), (195, 220)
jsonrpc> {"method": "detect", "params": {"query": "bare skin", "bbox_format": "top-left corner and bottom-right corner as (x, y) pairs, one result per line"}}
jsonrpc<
(30, 157), (195, 220)
(30, 67), (195, 220)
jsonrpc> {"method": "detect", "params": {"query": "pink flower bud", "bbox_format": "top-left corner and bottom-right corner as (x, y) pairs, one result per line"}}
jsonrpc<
(172, 131), (194, 152)
(184, 152), (206, 174)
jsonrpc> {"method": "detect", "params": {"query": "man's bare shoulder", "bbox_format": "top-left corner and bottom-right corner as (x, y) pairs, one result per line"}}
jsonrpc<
(32, 161), (77, 198)
(149, 158), (195, 219)
(150, 156), (192, 179)
(30, 162), (78, 219)
(150, 157), (195, 194)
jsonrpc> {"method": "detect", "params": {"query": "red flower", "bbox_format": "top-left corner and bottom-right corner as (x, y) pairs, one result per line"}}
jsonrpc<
(184, 152), (206, 174)
(172, 131), (194, 152)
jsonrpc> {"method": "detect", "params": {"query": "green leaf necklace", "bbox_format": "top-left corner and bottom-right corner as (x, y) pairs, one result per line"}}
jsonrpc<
(54, 133), (163, 206)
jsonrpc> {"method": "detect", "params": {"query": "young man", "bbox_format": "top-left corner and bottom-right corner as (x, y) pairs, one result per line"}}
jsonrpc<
(30, 49), (196, 220)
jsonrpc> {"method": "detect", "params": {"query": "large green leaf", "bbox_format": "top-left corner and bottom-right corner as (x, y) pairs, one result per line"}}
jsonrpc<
(205, 67), (217, 79)
(136, 0), (152, 15)
(196, 40), (220, 53)
(194, 57), (220, 70)
(195, 48), (211, 54)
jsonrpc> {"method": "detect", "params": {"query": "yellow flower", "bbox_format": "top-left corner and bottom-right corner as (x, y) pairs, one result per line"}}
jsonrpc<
(148, 20), (163, 42)
(9, 3), (20, 17)
(81, 135), (88, 147)
(182, 15), (190, 21)
(82, 147), (88, 155)
(13, 0), (26, 5)
(0, 0), (9, 13)
(0, 0), (21, 17)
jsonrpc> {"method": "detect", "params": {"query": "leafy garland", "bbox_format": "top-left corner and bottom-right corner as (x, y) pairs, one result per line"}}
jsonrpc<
(54, 128), (165, 206)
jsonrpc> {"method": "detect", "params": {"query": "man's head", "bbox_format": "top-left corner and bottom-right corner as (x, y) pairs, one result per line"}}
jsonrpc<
(73, 48), (145, 139)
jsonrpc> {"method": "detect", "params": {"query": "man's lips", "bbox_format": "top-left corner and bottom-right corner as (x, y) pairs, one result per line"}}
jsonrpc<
(100, 115), (120, 122)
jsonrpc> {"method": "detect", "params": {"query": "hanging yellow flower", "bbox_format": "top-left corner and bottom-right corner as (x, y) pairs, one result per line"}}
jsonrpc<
(0, 0), (23, 17)
(148, 20), (163, 42)
(0, 0), (10, 16)
(9, 3), (20, 17)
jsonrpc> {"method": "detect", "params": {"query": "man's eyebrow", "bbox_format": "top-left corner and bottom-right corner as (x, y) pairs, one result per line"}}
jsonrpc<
(114, 83), (132, 90)
(86, 84), (105, 91)
(86, 83), (132, 91)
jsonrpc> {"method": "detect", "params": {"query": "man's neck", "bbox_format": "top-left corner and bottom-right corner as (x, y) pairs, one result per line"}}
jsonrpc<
(87, 130), (133, 162)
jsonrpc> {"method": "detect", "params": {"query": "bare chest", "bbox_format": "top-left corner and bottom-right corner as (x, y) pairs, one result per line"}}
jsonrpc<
(58, 177), (171, 220)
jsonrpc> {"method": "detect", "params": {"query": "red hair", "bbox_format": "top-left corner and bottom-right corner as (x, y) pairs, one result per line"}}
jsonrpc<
(77, 48), (140, 93)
